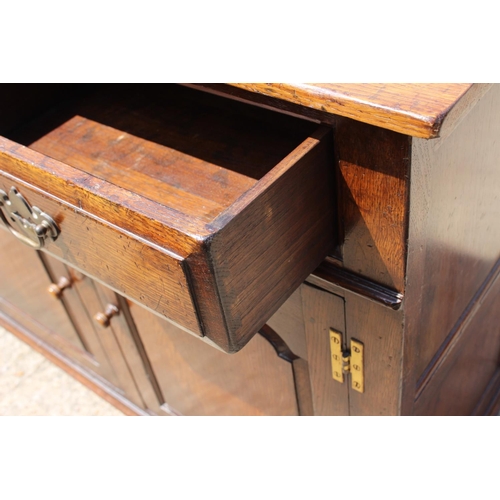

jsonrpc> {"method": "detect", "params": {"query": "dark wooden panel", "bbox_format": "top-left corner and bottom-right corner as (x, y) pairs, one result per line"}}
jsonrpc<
(301, 284), (349, 416)
(413, 267), (500, 415)
(129, 301), (299, 416)
(74, 276), (145, 409)
(257, 324), (313, 416)
(402, 85), (500, 413)
(0, 228), (88, 359)
(344, 292), (404, 416)
(93, 284), (163, 414)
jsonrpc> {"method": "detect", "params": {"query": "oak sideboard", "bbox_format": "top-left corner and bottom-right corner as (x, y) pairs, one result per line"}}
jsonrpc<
(0, 83), (498, 415)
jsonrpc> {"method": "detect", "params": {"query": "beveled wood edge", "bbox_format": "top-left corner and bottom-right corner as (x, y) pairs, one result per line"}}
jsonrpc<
(435, 84), (493, 143)
(415, 256), (500, 401)
(229, 83), (487, 139)
(0, 311), (155, 416)
(307, 260), (403, 309)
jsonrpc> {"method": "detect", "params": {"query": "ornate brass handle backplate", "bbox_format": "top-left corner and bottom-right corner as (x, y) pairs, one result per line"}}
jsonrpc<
(0, 187), (60, 249)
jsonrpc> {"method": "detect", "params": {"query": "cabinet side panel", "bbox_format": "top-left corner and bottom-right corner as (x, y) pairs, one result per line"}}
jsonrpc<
(413, 269), (500, 415)
(403, 85), (500, 413)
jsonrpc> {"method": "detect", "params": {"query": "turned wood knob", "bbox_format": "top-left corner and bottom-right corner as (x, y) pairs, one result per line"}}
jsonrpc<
(47, 276), (71, 298)
(94, 304), (119, 328)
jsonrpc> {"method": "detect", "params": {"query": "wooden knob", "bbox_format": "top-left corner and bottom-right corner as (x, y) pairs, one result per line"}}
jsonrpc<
(94, 304), (119, 328)
(47, 276), (71, 298)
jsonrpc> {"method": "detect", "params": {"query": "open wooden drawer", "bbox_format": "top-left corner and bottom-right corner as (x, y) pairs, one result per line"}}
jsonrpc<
(0, 84), (335, 352)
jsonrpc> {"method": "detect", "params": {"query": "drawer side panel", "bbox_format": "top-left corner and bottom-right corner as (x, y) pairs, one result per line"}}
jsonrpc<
(209, 128), (336, 351)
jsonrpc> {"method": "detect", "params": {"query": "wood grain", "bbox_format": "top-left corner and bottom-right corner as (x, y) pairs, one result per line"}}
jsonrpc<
(0, 84), (335, 352)
(230, 83), (489, 139)
(208, 127), (336, 351)
(336, 118), (411, 291)
(0, 170), (201, 336)
(472, 369), (500, 416)
(30, 116), (254, 223)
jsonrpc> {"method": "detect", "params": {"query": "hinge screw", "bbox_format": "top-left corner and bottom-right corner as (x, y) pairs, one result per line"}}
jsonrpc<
(353, 346), (360, 353)
(353, 364), (360, 371)
(354, 382), (361, 389)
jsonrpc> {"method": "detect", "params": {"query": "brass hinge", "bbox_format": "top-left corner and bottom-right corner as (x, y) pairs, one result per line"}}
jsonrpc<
(330, 329), (364, 393)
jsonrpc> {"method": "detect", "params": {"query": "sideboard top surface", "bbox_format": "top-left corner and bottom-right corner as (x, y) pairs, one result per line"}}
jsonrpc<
(230, 83), (491, 139)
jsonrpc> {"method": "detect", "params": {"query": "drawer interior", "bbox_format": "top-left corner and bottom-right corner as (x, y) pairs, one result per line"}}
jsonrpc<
(4, 84), (317, 228)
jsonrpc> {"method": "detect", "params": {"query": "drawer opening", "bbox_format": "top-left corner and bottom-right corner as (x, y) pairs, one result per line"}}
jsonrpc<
(0, 84), (335, 352)
(4, 84), (318, 226)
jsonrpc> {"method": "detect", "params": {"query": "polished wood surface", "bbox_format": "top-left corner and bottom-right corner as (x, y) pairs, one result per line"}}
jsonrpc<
(230, 83), (490, 139)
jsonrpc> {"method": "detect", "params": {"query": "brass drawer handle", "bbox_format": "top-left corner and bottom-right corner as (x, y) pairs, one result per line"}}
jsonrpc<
(0, 187), (60, 249)
(47, 277), (72, 298)
(94, 304), (119, 328)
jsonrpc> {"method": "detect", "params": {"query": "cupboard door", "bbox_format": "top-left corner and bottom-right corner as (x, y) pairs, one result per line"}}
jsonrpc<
(0, 229), (116, 383)
(0, 229), (82, 347)
(38, 253), (121, 385)
(89, 282), (163, 414)
(128, 297), (303, 416)
(301, 284), (349, 416)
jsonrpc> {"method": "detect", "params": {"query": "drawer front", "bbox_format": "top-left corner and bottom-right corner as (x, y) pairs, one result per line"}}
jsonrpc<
(0, 167), (201, 336)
